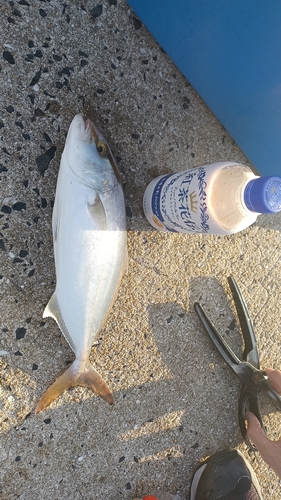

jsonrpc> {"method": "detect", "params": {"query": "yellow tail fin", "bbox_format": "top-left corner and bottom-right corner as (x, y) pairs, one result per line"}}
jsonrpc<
(35, 359), (113, 413)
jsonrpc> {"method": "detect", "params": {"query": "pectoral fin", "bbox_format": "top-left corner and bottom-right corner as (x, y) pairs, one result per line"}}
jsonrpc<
(87, 194), (106, 230)
(35, 359), (113, 413)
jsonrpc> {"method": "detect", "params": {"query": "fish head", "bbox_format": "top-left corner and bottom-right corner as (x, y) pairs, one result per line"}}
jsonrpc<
(63, 114), (121, 191)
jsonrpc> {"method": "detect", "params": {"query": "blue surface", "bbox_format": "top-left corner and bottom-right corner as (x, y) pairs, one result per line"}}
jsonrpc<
(127, 0), (281, 176)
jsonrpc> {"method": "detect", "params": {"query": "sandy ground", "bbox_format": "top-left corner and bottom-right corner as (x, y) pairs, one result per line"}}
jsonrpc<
(1, 1), (281, 499)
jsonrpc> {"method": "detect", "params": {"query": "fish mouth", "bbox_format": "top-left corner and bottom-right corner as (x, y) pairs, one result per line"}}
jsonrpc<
(84, 118), (99, 144)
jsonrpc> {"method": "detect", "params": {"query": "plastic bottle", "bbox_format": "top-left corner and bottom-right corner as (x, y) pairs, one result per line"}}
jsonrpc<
(142, 161), (281, 235)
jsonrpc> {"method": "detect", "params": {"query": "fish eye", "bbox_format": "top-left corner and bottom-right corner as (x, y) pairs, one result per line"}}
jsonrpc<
(96, 142), (108, 156)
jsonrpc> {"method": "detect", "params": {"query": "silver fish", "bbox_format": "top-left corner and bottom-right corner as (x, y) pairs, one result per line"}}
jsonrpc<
(35, 114), (127, 413)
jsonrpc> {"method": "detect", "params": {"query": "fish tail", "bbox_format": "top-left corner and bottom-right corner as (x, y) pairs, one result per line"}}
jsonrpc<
(35, 359), (113, 414)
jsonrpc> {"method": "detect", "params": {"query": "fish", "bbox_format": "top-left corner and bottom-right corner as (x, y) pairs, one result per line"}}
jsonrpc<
(35, 113), (127, 413)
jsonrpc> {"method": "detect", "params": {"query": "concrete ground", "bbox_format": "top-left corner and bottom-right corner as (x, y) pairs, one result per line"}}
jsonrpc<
(1, 1), (281, 499)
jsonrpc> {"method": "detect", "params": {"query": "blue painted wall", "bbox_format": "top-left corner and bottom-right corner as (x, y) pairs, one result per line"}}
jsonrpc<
(127, 0), (281, 176)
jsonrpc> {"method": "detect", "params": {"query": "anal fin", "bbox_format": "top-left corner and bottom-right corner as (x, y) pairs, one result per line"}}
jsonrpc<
(43, 293), (74, 351)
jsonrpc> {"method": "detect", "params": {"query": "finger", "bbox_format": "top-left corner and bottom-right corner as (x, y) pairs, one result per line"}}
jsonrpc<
(246, 412), (281, 479)
(246, 411), (270, 449)
(265, 368), (281, 394)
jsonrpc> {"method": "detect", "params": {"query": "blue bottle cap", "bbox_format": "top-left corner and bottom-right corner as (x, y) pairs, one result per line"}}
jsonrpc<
(244, 176), (281, 213)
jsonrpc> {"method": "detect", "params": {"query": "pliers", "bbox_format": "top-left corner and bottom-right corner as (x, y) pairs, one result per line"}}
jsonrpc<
(194, 276), (281, 451)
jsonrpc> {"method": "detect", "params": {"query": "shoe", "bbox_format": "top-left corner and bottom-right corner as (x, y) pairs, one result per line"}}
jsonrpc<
(189, 449), (262, 500)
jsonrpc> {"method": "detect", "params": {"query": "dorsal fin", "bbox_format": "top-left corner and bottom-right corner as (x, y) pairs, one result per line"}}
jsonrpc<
(123, 248), (129, 275)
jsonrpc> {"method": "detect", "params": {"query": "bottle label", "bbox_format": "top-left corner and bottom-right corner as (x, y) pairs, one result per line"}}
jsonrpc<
(144, 162), (237, 234)
(151, 169), (210, 232)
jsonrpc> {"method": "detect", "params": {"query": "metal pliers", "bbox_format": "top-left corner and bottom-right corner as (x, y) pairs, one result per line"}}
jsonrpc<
(194, 276), (281, 451)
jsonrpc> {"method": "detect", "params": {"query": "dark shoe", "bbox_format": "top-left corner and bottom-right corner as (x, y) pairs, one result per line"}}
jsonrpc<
(190, 449), (262, 500)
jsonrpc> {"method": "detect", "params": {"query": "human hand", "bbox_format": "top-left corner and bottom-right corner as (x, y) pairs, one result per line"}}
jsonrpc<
(246, 368), (281, 479)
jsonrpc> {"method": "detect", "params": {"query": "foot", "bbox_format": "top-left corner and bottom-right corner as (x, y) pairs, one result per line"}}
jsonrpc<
(190, 449), (262, 499)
